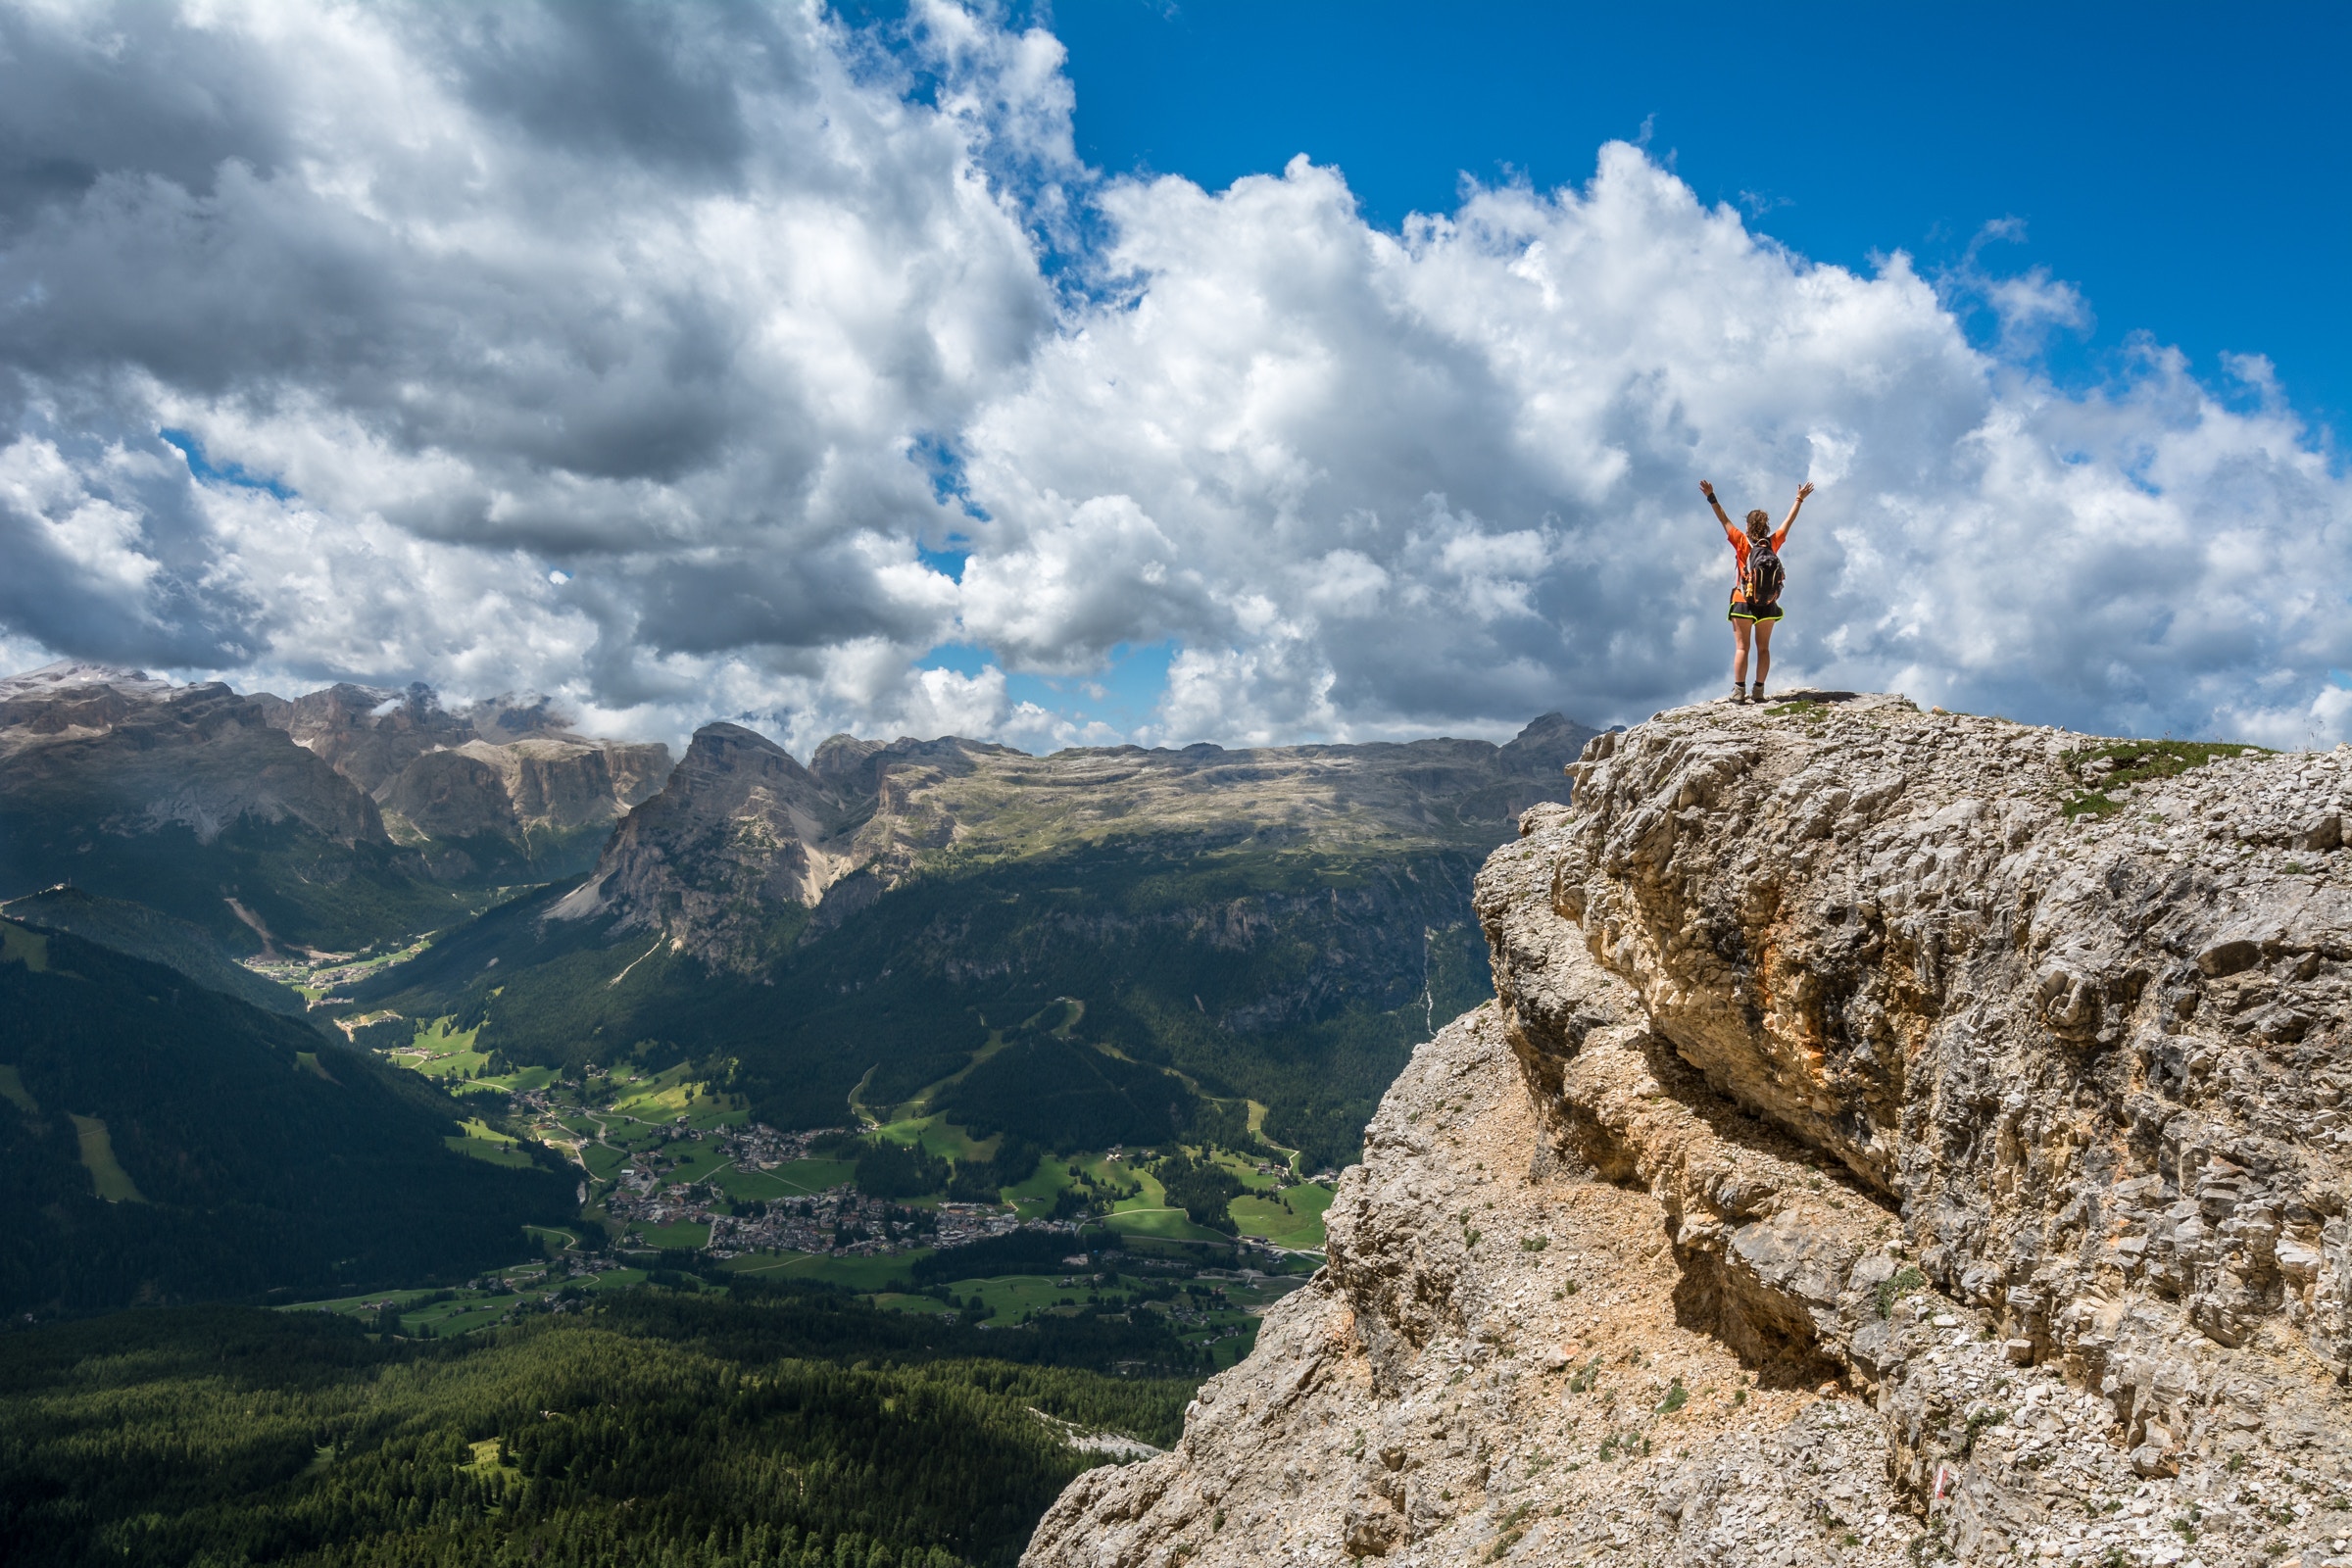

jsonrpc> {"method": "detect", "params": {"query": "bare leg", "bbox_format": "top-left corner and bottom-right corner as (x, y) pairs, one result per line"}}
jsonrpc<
(1731, 617), (1752, 689)
(1753, 618), (1775, 692)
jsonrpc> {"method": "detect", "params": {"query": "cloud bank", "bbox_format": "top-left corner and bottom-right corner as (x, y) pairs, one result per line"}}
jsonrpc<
(1, 0), (2344, 751)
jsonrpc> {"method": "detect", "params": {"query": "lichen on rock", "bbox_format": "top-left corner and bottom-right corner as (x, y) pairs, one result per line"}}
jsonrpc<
(1024, 693), (2352, 1567)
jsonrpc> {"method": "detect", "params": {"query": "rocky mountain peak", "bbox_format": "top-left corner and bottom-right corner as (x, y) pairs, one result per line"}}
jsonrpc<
(0, 662), (382, 847)
(549, 721), (862, 968)
(1027, 691), (2352, 1568)
(553, 714), (1602, 978)
(808, 731), (1006, 799)
(260, 678), (669, 843)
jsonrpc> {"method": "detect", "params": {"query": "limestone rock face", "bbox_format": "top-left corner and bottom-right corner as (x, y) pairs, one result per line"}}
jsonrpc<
(1026, 694), (2352, 1568)
(377, 749), (517, 841)
(0, 663), (383, 845)
(264, 680), (671, 842)
(550, 722), (861, 969)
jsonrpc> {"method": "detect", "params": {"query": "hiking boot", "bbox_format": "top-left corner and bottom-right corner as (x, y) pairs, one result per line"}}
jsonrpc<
(1750, 683), (1765, 703)
(1727, 685), (1746, 704)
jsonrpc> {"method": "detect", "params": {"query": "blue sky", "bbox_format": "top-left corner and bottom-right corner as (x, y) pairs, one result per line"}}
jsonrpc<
(879, 0), (2350, 746)
(1036, 0), (2349, 439)
(5, 0), (2349, 753)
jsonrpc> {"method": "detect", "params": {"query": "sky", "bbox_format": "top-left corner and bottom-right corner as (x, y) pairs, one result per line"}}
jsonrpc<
(1, 0), (2346, 755)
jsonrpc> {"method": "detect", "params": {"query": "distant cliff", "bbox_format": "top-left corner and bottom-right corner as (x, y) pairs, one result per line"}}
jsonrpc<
(0, 663), (670, 949)
(552, 714), (1596, 973)
(261, 680), (670, 866)
(1026, 693), (2352, 1567)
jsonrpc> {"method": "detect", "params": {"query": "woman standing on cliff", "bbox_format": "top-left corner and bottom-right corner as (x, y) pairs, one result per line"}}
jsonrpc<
(1700, 478), (1813, 703)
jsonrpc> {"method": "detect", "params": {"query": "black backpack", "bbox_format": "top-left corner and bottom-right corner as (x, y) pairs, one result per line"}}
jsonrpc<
(1743, 537), (1785, 605)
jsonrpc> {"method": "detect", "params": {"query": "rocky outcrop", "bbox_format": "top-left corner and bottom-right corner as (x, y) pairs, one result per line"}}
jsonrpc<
(377, 750), (518, 841)
(548, 723), (863, 969)
(263, 681), (670, 845)
(1026, 694), (2352, 1568)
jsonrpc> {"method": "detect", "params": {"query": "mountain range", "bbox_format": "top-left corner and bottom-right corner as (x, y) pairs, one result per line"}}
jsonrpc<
(351, 706), (1592, 1167)
(0, 663), (668, 955)
(0, 660), (1592, 1305)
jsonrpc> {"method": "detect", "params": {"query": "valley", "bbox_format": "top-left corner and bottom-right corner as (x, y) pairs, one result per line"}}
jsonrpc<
(298, 990), (1331, 1370)
(0, 662), (1589, 1567)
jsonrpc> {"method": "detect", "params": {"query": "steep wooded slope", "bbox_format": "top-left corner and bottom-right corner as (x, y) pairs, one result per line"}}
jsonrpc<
(0, 918), (573, 1317)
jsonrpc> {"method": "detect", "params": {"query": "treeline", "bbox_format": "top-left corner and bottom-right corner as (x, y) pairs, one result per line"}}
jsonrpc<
(0, 1287), (1195, 1568)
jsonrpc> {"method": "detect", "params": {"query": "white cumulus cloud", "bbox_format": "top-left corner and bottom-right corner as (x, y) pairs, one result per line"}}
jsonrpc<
(0, 0), (2343, 754)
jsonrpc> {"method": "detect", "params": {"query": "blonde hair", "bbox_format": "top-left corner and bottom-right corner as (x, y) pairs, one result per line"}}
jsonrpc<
(1744, 509), (1771, 536)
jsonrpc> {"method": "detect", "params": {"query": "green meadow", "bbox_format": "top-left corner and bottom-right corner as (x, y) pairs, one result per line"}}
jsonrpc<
(1230, 1181), (1334, 1250)
(69, 1113), (146, 1202)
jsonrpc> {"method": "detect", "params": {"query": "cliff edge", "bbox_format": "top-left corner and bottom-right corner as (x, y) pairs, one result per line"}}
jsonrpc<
(1024, 693), (2352, 1567)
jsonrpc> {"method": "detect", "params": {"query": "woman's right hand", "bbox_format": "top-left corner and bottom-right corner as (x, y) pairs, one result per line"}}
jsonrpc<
(1699, 480), (1716, 499)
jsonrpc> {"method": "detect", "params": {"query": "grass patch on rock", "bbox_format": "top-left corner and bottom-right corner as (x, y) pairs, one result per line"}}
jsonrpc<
(2059, 739), (2269, 819)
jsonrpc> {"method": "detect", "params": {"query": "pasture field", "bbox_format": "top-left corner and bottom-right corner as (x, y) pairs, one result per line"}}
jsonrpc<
(938, 1273), (1083, 1323)
(602, 1061), (744, 1130)
(69, 1113), (146, 1202)
(401, 1016), (492, 1081)
(712, 1165), (793, 1201)
(286, 1266), (652, 1341)
(471, 1063), (562, 1095)
(762, 1155), (859, 1196)
(719, 1250), (927, 1291)
(872, 1111), (997, 1163)
(445, 1116), (534, 1168)
(403, 1297), (514, 1337)
(1102, 1205), (1228, 1244)
(279, 1285), (443, 1314)
(1109, 1164), (1169, 1211)
(1230, 1180), (1334, 1250)
(1206, 1148), (1282, 1192)
(656, 1140), (733, 1185)
(1002, 1154), (1086, 1217)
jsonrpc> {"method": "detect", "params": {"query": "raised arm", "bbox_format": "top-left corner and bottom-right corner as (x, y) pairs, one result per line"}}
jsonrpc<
(1699, 480), (1737, 540)
(1779, 481), (1815, 536)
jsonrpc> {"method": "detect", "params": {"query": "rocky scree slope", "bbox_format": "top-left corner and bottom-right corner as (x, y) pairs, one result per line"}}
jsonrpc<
(1026, 694), (2352, 1568)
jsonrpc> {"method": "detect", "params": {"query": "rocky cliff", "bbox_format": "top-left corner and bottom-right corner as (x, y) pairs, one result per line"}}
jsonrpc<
(262, 681), (670, 849)
(0, 663), (383, 845)
(1026, 693), (2352, 1568)
(0, 663), (673, 947)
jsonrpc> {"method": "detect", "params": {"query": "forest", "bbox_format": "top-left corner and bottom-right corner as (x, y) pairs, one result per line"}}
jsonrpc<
(0, 1285), (1196, 1568)
(0, 921), (574, 1317)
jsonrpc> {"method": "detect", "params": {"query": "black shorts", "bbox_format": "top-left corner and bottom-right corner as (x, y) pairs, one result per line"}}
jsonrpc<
(1728, 599), (1784, 622)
